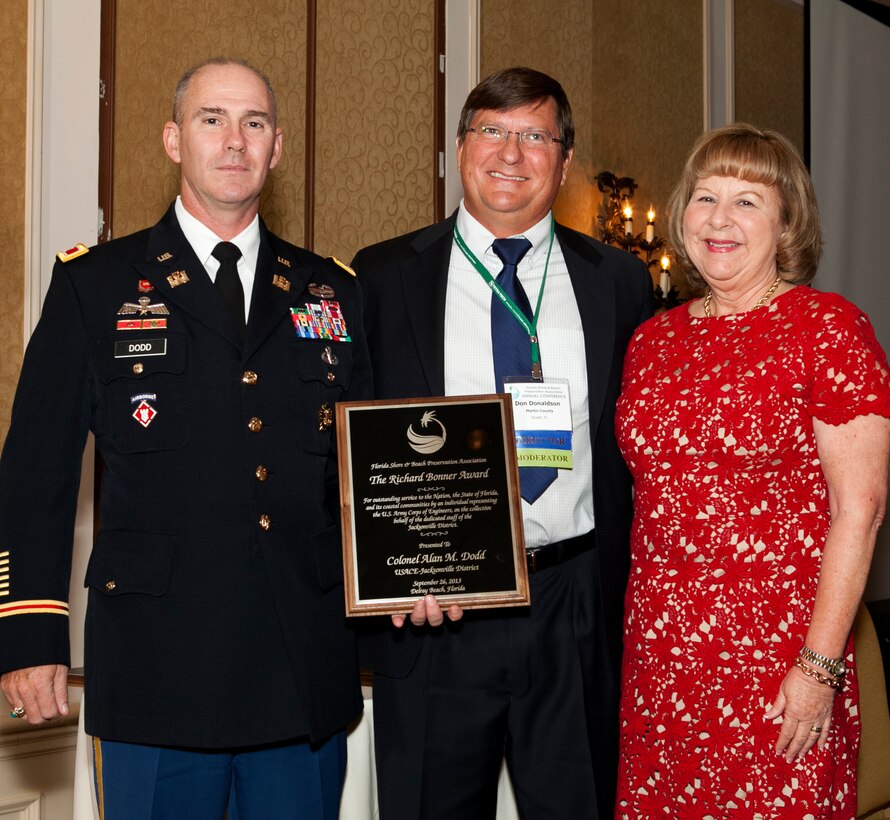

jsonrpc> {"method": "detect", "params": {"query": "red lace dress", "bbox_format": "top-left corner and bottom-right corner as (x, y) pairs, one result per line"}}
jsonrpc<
(614, 287), (890, 819)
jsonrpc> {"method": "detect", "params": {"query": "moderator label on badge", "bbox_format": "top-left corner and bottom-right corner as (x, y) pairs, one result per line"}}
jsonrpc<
(114, 338), (167, 358)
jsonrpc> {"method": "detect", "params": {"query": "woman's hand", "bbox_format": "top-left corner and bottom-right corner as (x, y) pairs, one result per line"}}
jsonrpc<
(764, 664), (837, 761)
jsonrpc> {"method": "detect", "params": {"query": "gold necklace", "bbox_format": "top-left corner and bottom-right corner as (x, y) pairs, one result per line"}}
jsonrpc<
(703, 276), (782, 318)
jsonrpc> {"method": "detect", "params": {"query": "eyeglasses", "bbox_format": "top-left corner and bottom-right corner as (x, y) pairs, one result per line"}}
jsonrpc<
(467, 124), (564, 149)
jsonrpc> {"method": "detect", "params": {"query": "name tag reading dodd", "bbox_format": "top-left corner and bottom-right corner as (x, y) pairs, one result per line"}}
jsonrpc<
(114, 338), (168, 358)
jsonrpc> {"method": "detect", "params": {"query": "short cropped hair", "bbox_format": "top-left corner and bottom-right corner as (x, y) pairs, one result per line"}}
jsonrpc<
(457, 67), (574, 156)
(667, 123), (822, 290)
(172, 57), (278, 127)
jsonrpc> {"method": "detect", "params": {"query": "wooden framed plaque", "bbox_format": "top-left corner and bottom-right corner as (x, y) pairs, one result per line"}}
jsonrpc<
(336, 395), (529, 616)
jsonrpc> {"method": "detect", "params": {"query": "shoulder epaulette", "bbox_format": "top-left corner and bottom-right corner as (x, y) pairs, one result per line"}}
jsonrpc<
(329, 256), (356, 277)
(56, 243), (90, 263)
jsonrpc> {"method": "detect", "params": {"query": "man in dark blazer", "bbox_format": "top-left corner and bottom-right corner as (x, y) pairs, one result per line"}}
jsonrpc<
(0, 58), (370, 817)
(352, 68), (653, 819)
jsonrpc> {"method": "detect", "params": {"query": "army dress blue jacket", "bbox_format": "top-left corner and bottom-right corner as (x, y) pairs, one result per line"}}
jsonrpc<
(0, 205), (372, 748)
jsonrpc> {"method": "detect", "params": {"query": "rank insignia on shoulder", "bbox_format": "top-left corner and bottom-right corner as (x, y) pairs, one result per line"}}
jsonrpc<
(330, 257), (356, 277)
(57, 243), (89, 263)
(272, 274), (291, 292)
(167, 271), (189, 288)
(277, 256), (292, 268)
(290, 301), (351, 342)
(308, 283), (335, 299)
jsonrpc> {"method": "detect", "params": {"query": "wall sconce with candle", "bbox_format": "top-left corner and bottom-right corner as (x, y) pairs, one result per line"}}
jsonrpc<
(594, 170), (683, 311)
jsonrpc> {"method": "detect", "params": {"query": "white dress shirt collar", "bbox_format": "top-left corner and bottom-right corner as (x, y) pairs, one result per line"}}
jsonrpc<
(455, 201), (553, 270)
(174, 197), (260, 320)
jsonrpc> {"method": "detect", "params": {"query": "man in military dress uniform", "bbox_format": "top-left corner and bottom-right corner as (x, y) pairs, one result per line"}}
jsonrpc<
(0, 58), (371, 818)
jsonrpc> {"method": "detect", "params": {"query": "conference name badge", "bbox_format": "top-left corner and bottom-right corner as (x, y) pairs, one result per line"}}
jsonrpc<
(504, 379), (573, 470)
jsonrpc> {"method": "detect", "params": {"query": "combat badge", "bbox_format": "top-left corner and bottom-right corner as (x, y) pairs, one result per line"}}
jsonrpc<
(308, 283), (335, 299)
(318, 403), (333, 432)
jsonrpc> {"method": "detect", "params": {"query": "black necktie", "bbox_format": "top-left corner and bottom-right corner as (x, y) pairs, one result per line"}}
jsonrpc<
(212, 241), (245, 339)
(490, 237), (557, 503)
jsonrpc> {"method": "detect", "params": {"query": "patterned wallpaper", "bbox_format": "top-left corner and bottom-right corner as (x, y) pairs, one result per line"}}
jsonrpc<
(481, 0), (703, 262)
(314, 0), (436, 260)
(4, 2), (804, 436)
(112, 0), (435, 261)
(735, 0), (804, 154)
(112, 0), (309, 245)
(0, 0), (28, 444)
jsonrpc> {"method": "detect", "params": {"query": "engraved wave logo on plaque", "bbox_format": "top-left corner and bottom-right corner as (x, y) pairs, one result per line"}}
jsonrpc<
(406, 410), (447, 454)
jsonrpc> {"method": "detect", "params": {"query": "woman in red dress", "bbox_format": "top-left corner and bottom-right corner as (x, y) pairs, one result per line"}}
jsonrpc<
(615, 124), (890, 819)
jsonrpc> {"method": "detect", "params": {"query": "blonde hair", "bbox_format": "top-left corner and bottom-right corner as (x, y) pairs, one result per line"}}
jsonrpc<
(667, 123), (822, 291)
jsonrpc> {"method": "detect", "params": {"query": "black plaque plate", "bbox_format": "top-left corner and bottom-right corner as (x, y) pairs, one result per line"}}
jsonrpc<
(336, 395), (529, 615)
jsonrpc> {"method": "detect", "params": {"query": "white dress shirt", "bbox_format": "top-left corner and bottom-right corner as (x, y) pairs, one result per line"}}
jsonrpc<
(444, 202), (594, 549)
(175, 196), (260, 323)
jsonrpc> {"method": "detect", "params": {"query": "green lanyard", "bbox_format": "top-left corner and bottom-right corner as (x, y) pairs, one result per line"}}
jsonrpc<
(453, 218), (555, 380)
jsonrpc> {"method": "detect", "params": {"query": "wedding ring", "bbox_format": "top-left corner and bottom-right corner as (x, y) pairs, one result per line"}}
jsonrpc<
(810, 726), (822, 734)
(10, 706), (25, 719)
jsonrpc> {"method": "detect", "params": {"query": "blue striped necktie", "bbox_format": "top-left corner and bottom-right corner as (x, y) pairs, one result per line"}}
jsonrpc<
(490, 237), (557, 503)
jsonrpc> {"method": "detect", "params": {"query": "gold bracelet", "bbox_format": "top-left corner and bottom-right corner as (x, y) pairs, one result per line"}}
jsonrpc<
(794, 657), (842, 690)
(800, 645), (846, 677)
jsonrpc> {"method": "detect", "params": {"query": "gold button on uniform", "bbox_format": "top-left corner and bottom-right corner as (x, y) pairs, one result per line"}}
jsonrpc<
(255, 465), (268, 481)
(259, 514), (271, 531)
(326, 372), (336, 382)
(133, 363), (144, 374)
(248, 417), (263, 432)
(105, 580), (117, 592)
(242, 370), (258, 385)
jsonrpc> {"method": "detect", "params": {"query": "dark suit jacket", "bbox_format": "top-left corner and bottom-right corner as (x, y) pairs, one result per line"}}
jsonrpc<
(0, 205), (372, 747)
(351, 215), (653, 676)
